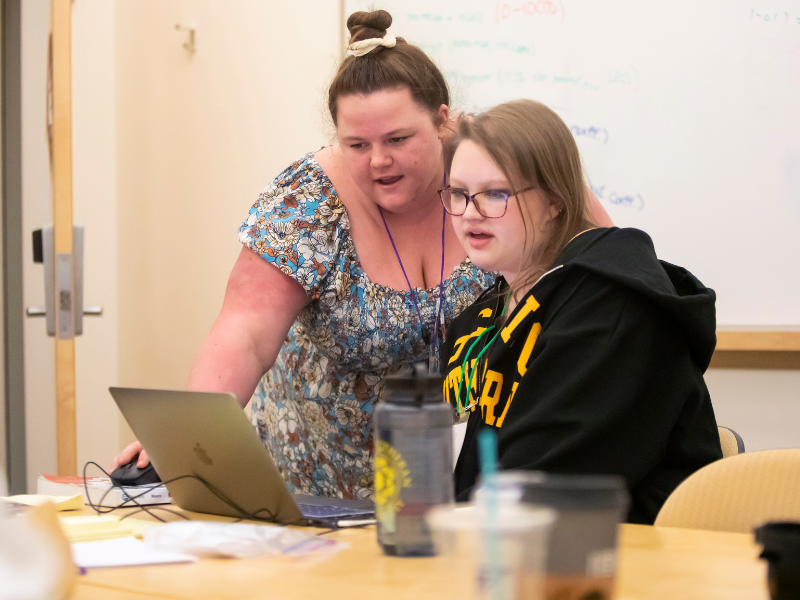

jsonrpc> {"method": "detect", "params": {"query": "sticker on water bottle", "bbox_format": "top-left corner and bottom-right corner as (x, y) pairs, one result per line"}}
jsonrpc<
(374, 440), (411, 534)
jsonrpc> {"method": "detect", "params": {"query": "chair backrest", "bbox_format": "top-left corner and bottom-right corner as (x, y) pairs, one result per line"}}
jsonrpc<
(718, 426), (745, 458)
(655, 449), (800, 532)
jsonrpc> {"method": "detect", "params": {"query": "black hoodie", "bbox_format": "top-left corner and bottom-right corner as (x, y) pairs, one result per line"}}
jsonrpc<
(440, 227), (723, 524)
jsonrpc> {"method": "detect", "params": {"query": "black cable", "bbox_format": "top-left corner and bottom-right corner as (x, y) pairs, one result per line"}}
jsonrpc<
(81, 461), (287, 525)
(81, 462), (370, 529)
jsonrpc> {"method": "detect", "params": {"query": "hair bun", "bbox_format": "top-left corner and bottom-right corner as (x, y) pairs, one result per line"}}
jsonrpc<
(347, 10), (393, 45)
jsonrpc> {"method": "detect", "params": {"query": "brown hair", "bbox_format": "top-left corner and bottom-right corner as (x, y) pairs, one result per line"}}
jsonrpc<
(328, 10), (450, 125)
(445, 100), (598, 304)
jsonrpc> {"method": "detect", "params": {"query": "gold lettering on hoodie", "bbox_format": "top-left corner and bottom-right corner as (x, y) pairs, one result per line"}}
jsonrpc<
(517, 323), (542, 376)
(496, 382), (519, 428)
(448, 328), (487, 364)
(501, 296), (540, 342)
(445, 361), (481, 410)
(480, 370), (504, 426)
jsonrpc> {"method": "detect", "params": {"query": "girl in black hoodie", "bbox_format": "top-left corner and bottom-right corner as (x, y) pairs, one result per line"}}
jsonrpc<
(438, 100), (722, 524)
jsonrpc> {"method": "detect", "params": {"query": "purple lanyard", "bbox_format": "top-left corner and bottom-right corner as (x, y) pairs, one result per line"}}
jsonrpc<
(378, 191), (446, 370)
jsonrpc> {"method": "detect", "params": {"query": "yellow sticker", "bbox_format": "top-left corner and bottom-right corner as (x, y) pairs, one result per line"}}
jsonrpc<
(374, 440), (412, 533)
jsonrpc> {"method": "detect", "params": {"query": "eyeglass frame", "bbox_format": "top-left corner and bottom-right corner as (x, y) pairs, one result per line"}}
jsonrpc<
(437, 185), (537, 218)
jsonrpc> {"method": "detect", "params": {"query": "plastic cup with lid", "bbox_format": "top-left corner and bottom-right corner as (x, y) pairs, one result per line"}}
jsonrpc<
(426, 502), (555, 600)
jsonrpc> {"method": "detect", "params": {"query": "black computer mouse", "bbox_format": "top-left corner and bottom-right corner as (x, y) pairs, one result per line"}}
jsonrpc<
(109, 454), (162, 487)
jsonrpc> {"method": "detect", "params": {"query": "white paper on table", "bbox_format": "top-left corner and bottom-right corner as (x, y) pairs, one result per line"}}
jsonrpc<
(72, 537), (197, 570)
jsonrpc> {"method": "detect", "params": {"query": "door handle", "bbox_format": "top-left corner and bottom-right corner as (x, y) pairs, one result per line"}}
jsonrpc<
(25, 225), (101, 337)
(27, 306), (103, 317)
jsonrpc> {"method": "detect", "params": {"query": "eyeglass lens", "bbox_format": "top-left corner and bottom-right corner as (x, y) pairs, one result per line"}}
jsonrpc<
(442, 189), (507, 218)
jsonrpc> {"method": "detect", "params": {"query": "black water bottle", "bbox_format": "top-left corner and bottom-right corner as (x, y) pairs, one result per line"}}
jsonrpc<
(374, 363), (453, 556)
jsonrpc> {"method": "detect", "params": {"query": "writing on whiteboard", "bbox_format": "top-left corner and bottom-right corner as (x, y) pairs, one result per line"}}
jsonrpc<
(407, 11), (486, 23)
(408, 12), (443, 22)
(500, 70), (526, 84)
(443, 67), (639, 95)
(608, 66), (640, 89)
(496, 41), (535, 54)
(459, 11), (484, 22)
(445, 71), (493, 83)
(570, 125), (609, 144)
(553, 74), (601, 91)
(749, 8), (800, 25)
(450, 40), (535, 54)
(495, 1), (566, 22)
(592, 185), (645, 211)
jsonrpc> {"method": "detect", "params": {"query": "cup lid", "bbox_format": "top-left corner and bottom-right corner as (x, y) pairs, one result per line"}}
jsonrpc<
(426, 503), (556, 534)
(474, 471), (629, 512)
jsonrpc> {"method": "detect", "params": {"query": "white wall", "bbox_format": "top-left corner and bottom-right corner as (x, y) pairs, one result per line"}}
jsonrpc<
(706, 369), (800, 452)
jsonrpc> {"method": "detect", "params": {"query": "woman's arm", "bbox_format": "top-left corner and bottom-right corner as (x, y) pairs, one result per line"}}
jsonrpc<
(588, 187), (613, 227)
(114, 247), (310, 468)
(187, 246), (310, 403)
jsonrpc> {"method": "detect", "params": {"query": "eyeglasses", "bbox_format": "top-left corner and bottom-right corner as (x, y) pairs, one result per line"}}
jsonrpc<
(438, 185), (536, 218)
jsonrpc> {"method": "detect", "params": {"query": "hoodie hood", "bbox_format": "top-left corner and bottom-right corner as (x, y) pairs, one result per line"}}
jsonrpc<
(549, 227), (717, 371)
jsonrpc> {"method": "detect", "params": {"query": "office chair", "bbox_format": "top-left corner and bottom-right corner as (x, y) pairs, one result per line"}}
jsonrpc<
(718, 426), (745, 458)
(655, 449), (800, 532)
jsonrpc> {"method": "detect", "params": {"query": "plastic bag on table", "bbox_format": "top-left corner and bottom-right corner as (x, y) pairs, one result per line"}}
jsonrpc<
(0, 472), (76, 600)
(144, 521), (345, 559)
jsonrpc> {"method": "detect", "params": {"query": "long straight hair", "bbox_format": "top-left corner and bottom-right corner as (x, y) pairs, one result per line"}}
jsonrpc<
(445, 100), (598, 304)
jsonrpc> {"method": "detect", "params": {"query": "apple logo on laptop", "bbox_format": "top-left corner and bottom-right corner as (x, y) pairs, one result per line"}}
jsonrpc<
(194, 443), (213, 466)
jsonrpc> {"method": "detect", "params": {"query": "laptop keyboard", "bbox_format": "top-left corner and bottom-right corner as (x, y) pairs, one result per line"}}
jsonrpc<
(296, 502), (374, 519)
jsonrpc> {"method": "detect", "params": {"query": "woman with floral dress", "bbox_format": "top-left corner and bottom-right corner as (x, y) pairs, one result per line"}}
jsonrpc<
(114, 10), (493, 499)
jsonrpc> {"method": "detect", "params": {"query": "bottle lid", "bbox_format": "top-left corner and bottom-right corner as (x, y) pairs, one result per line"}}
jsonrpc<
(381, 362), (444, 406)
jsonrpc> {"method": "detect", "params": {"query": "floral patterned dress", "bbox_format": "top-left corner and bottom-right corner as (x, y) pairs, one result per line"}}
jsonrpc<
(238, 152), (494, 500)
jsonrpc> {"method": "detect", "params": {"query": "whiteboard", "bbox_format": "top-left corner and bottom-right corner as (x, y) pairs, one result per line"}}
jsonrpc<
(344, 0), (800, 326)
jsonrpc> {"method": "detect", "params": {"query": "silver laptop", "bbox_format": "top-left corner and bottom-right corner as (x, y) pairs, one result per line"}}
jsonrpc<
(109, 387), (374, 526)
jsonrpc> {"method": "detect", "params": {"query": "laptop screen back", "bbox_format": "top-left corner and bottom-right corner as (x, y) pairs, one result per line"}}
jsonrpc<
(109, 387), (304, 524)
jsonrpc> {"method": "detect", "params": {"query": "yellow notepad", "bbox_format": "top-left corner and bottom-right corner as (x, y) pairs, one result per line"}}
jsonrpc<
(57, 514), (162, 543)
(58, 515), (135, 543)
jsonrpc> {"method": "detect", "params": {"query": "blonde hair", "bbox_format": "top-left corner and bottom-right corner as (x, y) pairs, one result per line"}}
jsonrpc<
(444, 100), (598, 304)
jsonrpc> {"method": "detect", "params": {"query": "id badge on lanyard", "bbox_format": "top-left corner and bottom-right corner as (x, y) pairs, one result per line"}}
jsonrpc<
(428, 293), (446, 375)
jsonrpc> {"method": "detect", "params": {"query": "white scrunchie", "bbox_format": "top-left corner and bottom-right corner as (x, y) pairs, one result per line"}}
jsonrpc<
(346, 33), (397, 57)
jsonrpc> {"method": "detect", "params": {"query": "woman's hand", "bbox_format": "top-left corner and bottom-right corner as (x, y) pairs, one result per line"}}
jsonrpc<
(112, 440), (148, 469)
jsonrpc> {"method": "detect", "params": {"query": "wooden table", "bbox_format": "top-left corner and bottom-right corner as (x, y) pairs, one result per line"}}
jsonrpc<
(72, 510), (769, 600)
